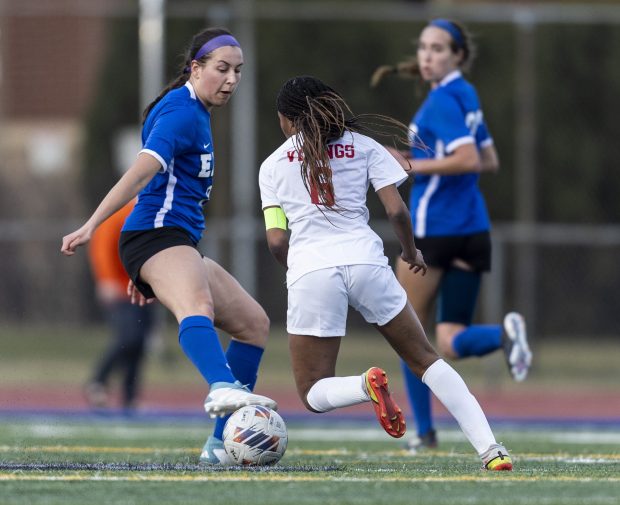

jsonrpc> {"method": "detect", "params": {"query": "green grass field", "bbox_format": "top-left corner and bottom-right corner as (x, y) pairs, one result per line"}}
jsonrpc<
(0, 416), (619, 505)
(1, 323), (619, 504)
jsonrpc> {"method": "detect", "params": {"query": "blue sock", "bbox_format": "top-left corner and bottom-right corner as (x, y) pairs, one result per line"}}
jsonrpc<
(401, 360), (433, 437)
(178, 315), (236, 385)
(451, 325), (502, 358)
(213, 340), (265, 440)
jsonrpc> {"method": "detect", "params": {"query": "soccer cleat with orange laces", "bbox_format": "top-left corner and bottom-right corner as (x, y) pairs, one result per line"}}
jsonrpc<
(364, 367), (406, 438)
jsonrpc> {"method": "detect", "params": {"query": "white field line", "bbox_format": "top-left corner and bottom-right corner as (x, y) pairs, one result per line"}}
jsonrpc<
(0, 445), (619, 464)
(4, 424), (620, 444)
(288, 429), (620, 444)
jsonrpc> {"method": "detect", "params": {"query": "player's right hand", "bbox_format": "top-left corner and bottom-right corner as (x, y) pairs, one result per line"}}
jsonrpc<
(60, 226), (92, 256)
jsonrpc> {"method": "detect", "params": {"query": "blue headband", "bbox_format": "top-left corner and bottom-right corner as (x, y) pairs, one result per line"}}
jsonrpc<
(428, 19), (464, 48)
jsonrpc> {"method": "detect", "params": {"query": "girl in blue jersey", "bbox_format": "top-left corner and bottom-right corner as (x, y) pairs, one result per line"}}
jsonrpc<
(372, 19), (532, 452)
(61, 27), (276, 465)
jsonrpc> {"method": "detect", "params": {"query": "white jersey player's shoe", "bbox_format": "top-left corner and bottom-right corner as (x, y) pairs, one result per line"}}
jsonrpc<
(481, 443), (513, 471)
(204, 381), (277, 418)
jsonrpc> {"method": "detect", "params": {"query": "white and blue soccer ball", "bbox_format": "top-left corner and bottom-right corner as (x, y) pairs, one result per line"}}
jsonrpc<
(222, 405), (288, 466)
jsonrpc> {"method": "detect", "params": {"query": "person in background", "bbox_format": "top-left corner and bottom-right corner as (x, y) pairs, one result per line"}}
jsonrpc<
(84, 200), (156, 411)
(371, 18), (532, 452)
(260, 75), (513, 470)
(61, 27), (276, 466)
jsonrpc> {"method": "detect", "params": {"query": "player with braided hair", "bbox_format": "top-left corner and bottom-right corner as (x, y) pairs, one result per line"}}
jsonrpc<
(371, 19), (532, 453)
(259, 75), (513, 470)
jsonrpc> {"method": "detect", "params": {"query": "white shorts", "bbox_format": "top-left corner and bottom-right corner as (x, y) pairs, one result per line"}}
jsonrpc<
(287, 264), (408, 337)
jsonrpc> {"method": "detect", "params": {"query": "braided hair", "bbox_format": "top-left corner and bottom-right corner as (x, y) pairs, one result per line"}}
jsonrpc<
(142, 27), (235, 122)
(277, 76), (410, 208)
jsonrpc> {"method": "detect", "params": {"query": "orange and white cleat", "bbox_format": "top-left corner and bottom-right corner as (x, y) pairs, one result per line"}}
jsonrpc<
(364, 367), (406, 438)
(481, 443), (513, 471)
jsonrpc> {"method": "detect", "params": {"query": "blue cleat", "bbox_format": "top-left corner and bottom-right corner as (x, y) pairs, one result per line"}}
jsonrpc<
(199, 435), (234, 466)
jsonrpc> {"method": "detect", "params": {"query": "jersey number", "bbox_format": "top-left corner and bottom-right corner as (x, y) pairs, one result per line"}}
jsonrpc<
(198, 154), (214, 205)
(309, 174), (335, 206)
(465, 110), (483, 136)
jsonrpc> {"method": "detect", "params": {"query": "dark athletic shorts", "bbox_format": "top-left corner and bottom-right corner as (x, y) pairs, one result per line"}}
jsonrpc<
(414, 231), (491, 272)
(119, 226), (198, 299)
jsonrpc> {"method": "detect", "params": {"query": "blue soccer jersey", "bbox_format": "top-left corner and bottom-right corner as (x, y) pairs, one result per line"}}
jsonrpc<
(122, 82), (214, 244)
(409, 70), (492, 237)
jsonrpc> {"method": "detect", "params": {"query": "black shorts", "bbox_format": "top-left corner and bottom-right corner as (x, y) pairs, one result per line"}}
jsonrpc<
(119, 226), (198, 299)
(414, 231), (491, 272)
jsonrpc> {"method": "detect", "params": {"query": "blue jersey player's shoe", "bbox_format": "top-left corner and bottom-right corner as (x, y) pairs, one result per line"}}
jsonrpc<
(406, 428), (438, 454)
(204, 381), (277, 418)
(502, 312), (532, 382)
(199, 436), (234, 466)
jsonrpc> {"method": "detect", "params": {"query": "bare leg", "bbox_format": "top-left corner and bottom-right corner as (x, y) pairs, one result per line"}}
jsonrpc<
(395, 258), (443, 330)
(376, 304), (498, 456)
(373, 302), (439, 377)
(288, 334), (341, 410)
(202, 257), (269, 348)
(141, 249), (269, 347)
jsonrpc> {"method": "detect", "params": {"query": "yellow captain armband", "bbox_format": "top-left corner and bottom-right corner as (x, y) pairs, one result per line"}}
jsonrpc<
(263, 206), (287, 230)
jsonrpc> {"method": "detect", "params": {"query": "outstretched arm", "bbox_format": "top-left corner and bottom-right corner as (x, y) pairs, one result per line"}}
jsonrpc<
(376, 184), (427, 275)
(61, 153), (162, 256)
(386, 143), (481, 177)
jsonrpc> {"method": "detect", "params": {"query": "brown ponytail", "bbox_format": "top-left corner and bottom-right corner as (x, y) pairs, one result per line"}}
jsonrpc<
(370, 19), (476, 88)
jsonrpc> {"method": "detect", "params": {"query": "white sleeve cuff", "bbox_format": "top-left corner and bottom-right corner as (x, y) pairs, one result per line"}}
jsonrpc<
(445, 136), (474, 154)
(140, 149), (167, 173)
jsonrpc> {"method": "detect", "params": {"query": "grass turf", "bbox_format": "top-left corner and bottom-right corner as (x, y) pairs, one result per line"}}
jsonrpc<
(0, 417), (619, 505)
(1, 324), (619, 503)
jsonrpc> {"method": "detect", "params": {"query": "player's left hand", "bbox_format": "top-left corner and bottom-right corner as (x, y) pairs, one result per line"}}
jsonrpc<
(127, 280), (156, 306)
(402, 248), (427, 276)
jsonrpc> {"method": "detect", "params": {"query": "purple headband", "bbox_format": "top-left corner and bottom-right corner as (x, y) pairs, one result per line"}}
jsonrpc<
(428, 19), (464, 48)
(184, 34), (241, 73)
(194, 34), (240, 61)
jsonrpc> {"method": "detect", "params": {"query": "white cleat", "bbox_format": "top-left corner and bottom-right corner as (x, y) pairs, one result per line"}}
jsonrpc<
(502, 312), (532, 382)
(481, 443), (513, 471)
(204, 381), (277, 418)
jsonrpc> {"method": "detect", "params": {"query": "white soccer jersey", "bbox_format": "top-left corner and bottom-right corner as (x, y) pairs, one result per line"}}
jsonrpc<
(259, 131), (408, 286)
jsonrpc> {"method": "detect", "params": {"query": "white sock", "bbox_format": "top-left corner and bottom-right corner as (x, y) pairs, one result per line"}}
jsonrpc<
(422, 359), (496, 455)
(306, 375), (370, 412)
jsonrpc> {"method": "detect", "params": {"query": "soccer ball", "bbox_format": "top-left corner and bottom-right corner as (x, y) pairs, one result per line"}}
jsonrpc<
(222, 405), (288, 466)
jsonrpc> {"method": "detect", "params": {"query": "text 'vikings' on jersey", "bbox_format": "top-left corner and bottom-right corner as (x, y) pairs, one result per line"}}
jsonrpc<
(286, 144), (355, 162)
